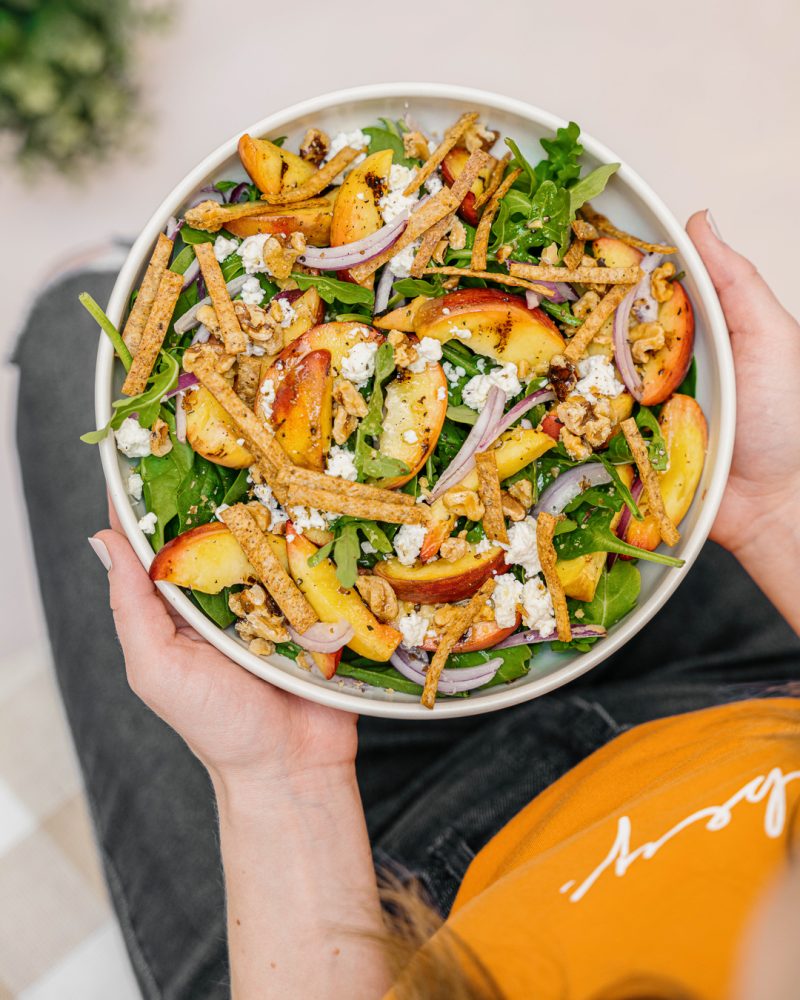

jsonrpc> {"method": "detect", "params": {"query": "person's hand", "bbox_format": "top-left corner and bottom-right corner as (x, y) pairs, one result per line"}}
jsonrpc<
(686, 211), (800, 558)
(90, 505), (358, 791)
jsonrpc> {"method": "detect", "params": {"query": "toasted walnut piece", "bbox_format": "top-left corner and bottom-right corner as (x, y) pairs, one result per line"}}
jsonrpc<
(150, 417), (173, 457)
(443, 488), (485, 521)
(557, 396), (590, 436)
(234, 355), (262, 407)
(196, 303), (220, 335)
(463, 122), (498, 153)
(560, 427), (592, 461)
(387, 330), (418, 369)
(333, 406), (358, 445)
(229, 583), (267, 618)
(248, 638), (275, 657)
(557, 395), (613, 450)
(581, 254), (598, 269)
(299, 127), (329, 165)
(651, 262), (676, 303)
(439, 536), (469, 562)
(234, 300), (284, 353)
(507, 479), (533, 510)
(449, 217), (467, 251)
(403, 130), (431, 160)
(240, 607), (290, 644)
(630, 321), (666, 363)
(501, 491), (527, 522)
(355, 576), (398, 623)
(333, 377), (369, 417)
(573, 290), (601, 321)
(540, 243), (560, 266)
(496, 244), (515, 265)
(548, 353), (578, 402)
(263, 233), (307, 281)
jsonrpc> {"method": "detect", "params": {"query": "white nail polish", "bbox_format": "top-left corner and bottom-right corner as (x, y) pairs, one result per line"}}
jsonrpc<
(88, 537), (112, 571)
(706, 210), (724, 242)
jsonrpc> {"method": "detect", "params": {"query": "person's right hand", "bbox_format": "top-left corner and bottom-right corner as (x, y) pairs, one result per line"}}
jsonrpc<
(686, 211), (800, 558)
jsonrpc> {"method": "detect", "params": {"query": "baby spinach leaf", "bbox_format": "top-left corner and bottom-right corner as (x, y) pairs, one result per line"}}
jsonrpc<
(354, 343), (405, 481)
(140, 453), (181, 551)
(221, 468), (251, 506)
(332, 524), (361, 589)
(176, 455), (224, 532)
(169, 245), (196, 276)
(291, 271), (374, 309)
(191, 588), (236, 628)
(572, 562), (641, 629)
(335, 661), (435, 697)
(446, 404), (479, 425)
(605, 406), (668, 472)
(363, 121), (414, 166)
(677, 357), (697, 398)
(568, 163), (620, 215)
(554, 508), (684, 567)
(179, 225), (215, 246)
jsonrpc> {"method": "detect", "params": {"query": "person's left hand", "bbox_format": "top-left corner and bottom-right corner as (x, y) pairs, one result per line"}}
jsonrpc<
(90, 507), (358, 790)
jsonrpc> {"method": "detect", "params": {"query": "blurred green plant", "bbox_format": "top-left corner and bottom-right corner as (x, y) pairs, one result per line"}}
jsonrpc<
(0, 0), (170, 175)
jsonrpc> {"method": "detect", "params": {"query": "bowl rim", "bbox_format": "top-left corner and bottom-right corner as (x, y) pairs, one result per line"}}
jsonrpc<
(95, 82), (735, 720)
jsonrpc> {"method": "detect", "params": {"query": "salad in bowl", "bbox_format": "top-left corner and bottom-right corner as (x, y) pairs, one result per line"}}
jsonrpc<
(84, 105), (707, 710)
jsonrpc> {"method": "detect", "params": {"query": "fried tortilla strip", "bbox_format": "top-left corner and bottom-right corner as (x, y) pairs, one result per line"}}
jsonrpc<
(423, 266), (555, 297)
(421, 578), (496, 709)
(470, 168), (521, 272)
(580, 204), (677, 255)
(288, 465), (415, 507)
(185, 197), (332, 233)
(562, 238), (585, 271)
(620, 418), (680, 547)
(194, 243), (248, 355)
(562, 283), (631, 364)
(220, 504), (318, 632)
(536, 512), (572, 643)
(403, 111), (479, 198)
(182, 345), (290, 499)
(410, 149), (490, 277)
(285, 483), (428, 526)
(349, 188), (460, 283)
(121, 269), (183, 396)
(473, 151), (511, 211)
(475, 449), (508, 544)
(122, 233), (173, 354)
(261, 146), (362, 205)
(571, 218), (599, 241)
(509, 261), (643, 285)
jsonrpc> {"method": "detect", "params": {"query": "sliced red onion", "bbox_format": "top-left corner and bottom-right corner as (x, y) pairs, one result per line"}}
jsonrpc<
(175, 392), (187, 443)
(181, 257), (200, 290)
(186, 186), (225, 211)
(429, 386), (506, 501)
(487, 387), (555, 442)
(228, 182), (251, 204)
(165, 216), (182, 241)
(608, 475), (644, 568)
(493, 624), (606, 649)
(533, 463), (613, 517)
(526, 280), (576, 304)
(525, 290), (542, 309)
(389, 649), (502, 693)
(374, 265), (395, 314)
(298, 211), (409, 271)
(288, 620), (354, 653)
(163, 371), (199, 400)
(612, 253), (663, 401)
(174, 275), (249, 333)
(189, 324), (210, 346)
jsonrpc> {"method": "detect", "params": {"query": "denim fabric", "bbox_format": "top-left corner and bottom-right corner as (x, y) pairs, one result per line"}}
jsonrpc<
(13, 271), (800, 999)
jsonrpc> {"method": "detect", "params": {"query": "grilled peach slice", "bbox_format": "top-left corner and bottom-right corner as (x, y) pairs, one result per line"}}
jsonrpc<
(263, 321), (383, 385)
(441, 146), (496, 226)
(376, 544), (506, 604)
(591, 237), (643, 269)
(238, 134), (316, 197)
(184, 386), (253, 469)
(421, 613), (521, 653)
(638, 281), (694, 406)
(376, 363), (448, 488)
(625, 394), (707, 551)
(281, 287), (326, 345)
(224, 192), (337, 246)
(286, 530), (401, 662)
(330, 149), (393, 246)
(374, 296), (427, 331)
(414, 288), (565, 373)
(150, 522), (288, 593)
(269, 350), (333, 471)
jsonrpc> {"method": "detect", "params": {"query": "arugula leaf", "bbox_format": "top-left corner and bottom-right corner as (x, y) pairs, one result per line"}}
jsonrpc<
(528, 180), (572, 249)
(605, 406), (668, 471)
(291, 271), (374, 309)
(79, 292), (132, 370)
(440, 341), (483, 376)
(505, 137), (538, 196)
(535, 121), (583, 188)
(392, 276), (445, 298)
(192, 588), (236, 628)
(335, 661), (441, 697)
(82, 351), (179, 444)
(363, 121), (414, 166)
(330, 525), (359, 588)
(568, 163), (620, 215)
(591, 455), (643, 520)
(554, 507), (684, 567)
(354, 343), (406, 482)
(179, 225), (215, 246)
(573, 561), (641, 630)
(540, 299), (582, 327)
(274, 640), (303, 660)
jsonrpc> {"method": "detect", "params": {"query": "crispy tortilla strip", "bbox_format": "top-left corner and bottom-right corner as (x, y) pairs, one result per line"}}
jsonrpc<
(194, 242), (248, 355)
(536, 512), (572, 643)
(421, 579), (496, 709)
(423, 266), (555, 297)
(562, 283), (631, 364)
(473, 152), (511, 211)
(571, 218), (599, 241)
(185, 197), (332, 233)
(470, 168), (521, 272)
(285, 483), (428, 526)
(580, 204), (677, 255)
(373, 296), (426, 331)
(288, 466), (414, 507)
(220, 505), (318, 632)
(475, 449), (508, 544)
(620, 418), (680, 547)
(122, 234), (173, 354)
(261, 146), (362, 205)
(403, 112), (479, 198)
(183, 345), (290, 498)
(349, 188), (460, 283)
(121, 269), (183, 396)
(509, 261), (643, 285)
(562, 238), (585, 271)
(410, 149), (490, 278)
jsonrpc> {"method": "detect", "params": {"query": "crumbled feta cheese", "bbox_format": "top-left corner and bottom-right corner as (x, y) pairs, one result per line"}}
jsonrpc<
(442, 307), (451, 315)
(492, 573), (524, 628)
(260, 378), (276, 421)
(340, 339), (378, 388)
(397, 611), (429, 649)
(137, 511), (157, 536)
(214, 234), (239, 262)
(388, 240), (419, 278)
(501, 517), (542, 577)
(277, 298), (297, 327)
(520, 418), (533, 430)
(393, 523), (427, 566)
(407, 336), (443, 373)
(236, 438), (245, 446)
(240, 275), (265, 306)
(436, 385), (447, 401)
(462, 362), (522, 411)
(126, 471), (143, 501)
(361, 540), (376, 555)
(424, 173), (443, 195)
(288, 506), (328, 534)
(326, 129), (368, 182)
(402, 429), (419, 444)
(115, 417), (151, 458)
(521, 577), (556, 636)
(326, 445), (358, 481)
(214, 503), (230, 521)
(449, 323), (472, 339)
(237, 234), (270, 275)
(575, 355), (624, 404)
(442, 361), (466, 384)
(379, 163), (420, 224)
(474, 537), (494, 554)
(253, 482), (288, 530)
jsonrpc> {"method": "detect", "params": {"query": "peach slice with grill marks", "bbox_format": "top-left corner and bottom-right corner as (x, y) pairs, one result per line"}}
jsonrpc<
(238, 134), (316, 197)
(375, 544), (506, 605)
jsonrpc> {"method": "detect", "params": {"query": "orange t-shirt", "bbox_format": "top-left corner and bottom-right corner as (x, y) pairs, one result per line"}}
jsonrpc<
(396, 699), (800, 999)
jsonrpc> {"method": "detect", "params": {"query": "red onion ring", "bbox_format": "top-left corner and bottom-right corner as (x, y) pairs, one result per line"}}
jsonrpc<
(493, 623), (606, 649)
(165, 216), (182, 241)
(288, 620), (354, 653)
(533, 463), (613, 517)
(162, 371), (200, 400)
(487, 387), (555, 442)
(298, 211), (409, 271)
(612, 253), (663, 400)
(390, 649), (502, 693)
(227, 182), (251, 204)
(374, 265), (395, 314)
(429, 386), (506, 501)
(181, 257), (200, 290)
(186, 186), (225, 211)
(174, 275), (249, 334)
(527, 280), (577, 304)
(607, 475), (644, 568)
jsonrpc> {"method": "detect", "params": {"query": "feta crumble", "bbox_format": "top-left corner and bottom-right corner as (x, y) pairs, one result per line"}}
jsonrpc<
(492, 573), (523, 628)
(442, 361), (466, 384)
(126, 471), (143, 502)
(402, 429), (419, 444)
(137, 512), (157, 536)
(462, 362), (522, 411)
(397, 611), (429, 649)
(436, 385), (447, 401)
(393, 523), (427, 566)
(521, 577), (556, 636)
(361, 540), (377, 555)
(501, 517), (542, 577)
(388, 240), (419, 279)
(277, 298), (297, 327)
(288, 506), (328, 534)
(253, 482), (288, 530)
(237, 234), (270, 275)
(474, 537), (494, 554)
(240, 275), (265, 306)
(326, 445), (358, 481)
(424, 173), (443, 195)
(379, 163), (419, 224)
(326, 130), (368, 182)
(575, 355), (624, 404)
(115, 417), (151, 458)
(340, 340), (378, 388)
(260, 378), (276, 421)
(448, 323), (472, 339)
(214, 234), (239, 262)
(407, 336), (443, 373)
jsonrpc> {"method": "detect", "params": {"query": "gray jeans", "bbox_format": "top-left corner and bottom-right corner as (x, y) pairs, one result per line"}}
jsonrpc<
(13, 271), (800, 999)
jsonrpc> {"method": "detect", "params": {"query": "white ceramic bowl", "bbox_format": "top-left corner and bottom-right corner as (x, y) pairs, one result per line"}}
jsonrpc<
(96, 83), (735, 719)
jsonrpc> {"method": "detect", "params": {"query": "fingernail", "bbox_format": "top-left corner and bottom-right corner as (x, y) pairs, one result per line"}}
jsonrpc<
(88, 537), (112, 571)
(706, 210), (724, 242)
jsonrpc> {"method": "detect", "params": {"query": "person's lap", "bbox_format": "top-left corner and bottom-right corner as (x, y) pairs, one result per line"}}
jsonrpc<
(13, 271), (800, 998)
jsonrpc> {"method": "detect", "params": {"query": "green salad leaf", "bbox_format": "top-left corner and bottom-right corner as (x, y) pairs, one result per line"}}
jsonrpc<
(139, 453), (181, 551)
(353, 343), (410, 483)
(79, 292), (132, 370)
(392, 276), (444, 298)
(568, 163), (620, 215)
(677, 357), (698, 398)
(363, 119), (415, 166)
(82, 350), (179, 444)
(192, 588), (236, 629)
(554, 508), (684, 567)
(309, 517), (394, 589)
(291, 271), (374, 309)
(573, 561), (641, 629)
(535, 121), (583, 188)
(605, 406), (668, 471)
